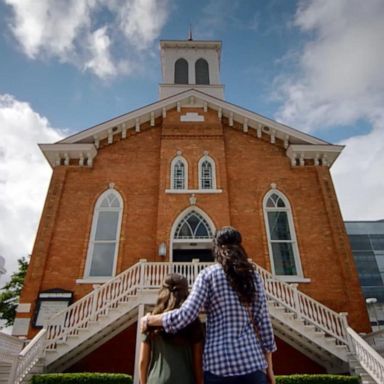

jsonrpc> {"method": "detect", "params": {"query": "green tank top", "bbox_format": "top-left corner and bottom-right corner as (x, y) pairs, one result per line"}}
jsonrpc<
(142, 332), (196, 384)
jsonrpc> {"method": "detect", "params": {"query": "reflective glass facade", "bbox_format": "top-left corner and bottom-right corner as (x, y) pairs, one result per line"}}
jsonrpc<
(345, 221), (384, 303)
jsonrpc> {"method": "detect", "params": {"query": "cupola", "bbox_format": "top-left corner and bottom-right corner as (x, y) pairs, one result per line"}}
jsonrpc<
(159, 39), (224, 99)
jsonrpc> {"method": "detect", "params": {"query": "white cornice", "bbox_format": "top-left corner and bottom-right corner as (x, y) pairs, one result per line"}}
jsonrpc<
(58, 89), (328, 146)
(39, 143), (97, 168)
(160, 40), (222, 51)
(286, 144), (344, 167)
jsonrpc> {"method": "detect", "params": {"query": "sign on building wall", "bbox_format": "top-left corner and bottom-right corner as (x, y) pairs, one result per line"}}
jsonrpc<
(33, 289), (73, 328)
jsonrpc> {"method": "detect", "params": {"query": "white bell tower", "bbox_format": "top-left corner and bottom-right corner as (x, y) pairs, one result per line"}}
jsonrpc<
(159, 39), (224, 100)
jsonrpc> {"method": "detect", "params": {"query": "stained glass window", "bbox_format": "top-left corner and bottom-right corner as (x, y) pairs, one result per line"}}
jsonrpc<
(175, 211), (213, 239)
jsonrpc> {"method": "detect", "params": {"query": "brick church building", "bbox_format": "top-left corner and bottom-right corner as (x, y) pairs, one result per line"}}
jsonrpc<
(12, 38), (371, 381)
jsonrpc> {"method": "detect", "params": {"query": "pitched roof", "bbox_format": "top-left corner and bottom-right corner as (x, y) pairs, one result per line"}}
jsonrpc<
(40, 89), (343, 168)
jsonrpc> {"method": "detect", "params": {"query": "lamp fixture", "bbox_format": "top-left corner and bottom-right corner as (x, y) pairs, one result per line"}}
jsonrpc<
(158, 242), (167, 257)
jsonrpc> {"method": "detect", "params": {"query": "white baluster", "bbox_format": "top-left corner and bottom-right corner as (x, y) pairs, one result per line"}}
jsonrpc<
(291, 284), (301, 319)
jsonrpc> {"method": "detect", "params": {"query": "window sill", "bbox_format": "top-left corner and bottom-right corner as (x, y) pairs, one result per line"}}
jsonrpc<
(76, 278), (112, 284)
(275, 276), (311, 283)
(165, 189), (223, 194)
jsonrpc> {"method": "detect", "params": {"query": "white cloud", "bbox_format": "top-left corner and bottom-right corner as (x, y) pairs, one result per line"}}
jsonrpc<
(274, 0), (384, 220)
(331, 123), (384, 221)
(114, 0), (170, 50)
(83, 26), (119, 79)
(4, 0), (170, 79)
(4, 0), (93, 60)
(275, 0), (384, 130)
(0, 94), (63, 280)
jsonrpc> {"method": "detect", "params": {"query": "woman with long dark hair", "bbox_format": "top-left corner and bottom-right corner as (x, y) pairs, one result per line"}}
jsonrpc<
(141, 227), (276, 384)
(139, 273), (204, 384)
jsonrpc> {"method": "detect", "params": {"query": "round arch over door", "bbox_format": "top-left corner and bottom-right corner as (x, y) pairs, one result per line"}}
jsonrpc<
(170, 208), (215, 262)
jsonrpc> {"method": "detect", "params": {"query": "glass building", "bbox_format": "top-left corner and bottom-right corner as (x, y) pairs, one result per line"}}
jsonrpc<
(345, 220), (384, 329)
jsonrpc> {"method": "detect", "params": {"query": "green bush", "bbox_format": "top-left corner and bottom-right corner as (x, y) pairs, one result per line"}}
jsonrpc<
(31, 373), (132, 384)
(275, 374), (360, 384)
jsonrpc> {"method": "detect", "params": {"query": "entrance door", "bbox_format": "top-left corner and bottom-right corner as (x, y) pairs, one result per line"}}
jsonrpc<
(173, 248), (213, 262)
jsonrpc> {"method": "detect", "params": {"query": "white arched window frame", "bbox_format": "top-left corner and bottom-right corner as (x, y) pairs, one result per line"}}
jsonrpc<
(170, 155), (188, 190)
(174, 210), (213, 239)
(263, 190), (303, 280)
(170, 206), (215, 261)
(198, 155), (216, 190)
(84, 189), (123, 279)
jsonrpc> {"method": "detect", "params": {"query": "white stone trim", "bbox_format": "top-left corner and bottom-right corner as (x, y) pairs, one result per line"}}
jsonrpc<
(180, 112), (205, 122)
(16, 303), (31, 313)
(12, 318), (30, 336)
(165, 189), (222, 194)
(75, 278), (111, 284)
(263, 189), (304, 279)
(83, 188), (123, 279)
(169, 206), (215, 261)
(278, 276), (311, 283)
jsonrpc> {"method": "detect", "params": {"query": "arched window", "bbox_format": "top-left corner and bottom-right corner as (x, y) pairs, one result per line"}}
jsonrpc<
(174, 210), (213, 239)
(263, 190), (302, 277)
(174, 58), (188, 84)
(198, 155), (216, 189)
(171, 155), (188, 190)
(85, 189), (123, 278)
(195, 58), (209, 85)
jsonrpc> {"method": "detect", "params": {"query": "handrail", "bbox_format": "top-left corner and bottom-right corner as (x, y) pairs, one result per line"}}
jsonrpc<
(347, 327), (384, 384)
(11, 328), (46, 384)
(44, 261), (143, 350)
(254, 264), (349, 345)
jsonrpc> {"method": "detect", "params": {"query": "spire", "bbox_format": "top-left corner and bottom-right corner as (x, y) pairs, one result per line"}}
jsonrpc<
(188, 24), (193, 41)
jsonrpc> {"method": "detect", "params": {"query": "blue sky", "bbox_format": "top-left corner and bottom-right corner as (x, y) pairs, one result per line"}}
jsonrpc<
(1, 0), (384, 277)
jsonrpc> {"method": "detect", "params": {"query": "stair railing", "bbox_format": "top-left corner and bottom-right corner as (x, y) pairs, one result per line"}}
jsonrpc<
(45, 260), (212, 351)
(142, 261), (212, 289)
(347, 327), (384, 384)
(45, 261), (144, 351)
(254, 264), (349, 345)
(11, 329), (46, 384)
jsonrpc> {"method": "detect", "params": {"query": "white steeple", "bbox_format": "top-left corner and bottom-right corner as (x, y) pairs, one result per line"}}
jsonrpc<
(159, 39), (224, 100)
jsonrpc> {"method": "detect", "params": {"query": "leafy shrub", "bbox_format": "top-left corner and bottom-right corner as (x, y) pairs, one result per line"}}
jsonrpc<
(31, 373), (132, 384)
(275, 374), (360, 384)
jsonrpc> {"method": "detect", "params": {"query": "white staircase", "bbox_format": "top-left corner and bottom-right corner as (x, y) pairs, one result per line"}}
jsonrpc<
(364, 329), (384, 356)
(0, 332), (24, 384)
(4, 261), (384, 384)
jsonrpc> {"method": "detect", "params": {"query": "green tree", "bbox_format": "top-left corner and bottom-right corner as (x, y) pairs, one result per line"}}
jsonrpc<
(0, 257), (29, 326)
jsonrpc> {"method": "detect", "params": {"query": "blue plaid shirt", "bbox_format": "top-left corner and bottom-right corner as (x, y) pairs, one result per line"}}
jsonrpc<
(163, 264), (276, 376)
